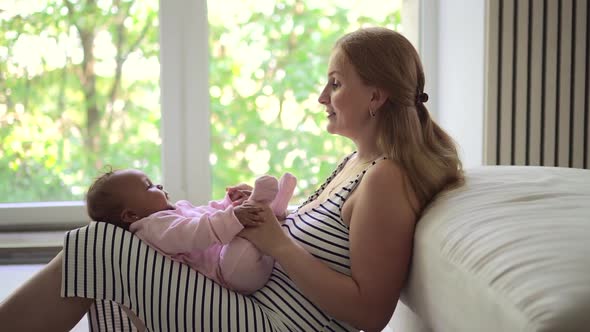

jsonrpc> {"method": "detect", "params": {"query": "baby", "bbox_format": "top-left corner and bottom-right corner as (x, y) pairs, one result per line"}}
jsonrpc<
(85, 168), (296, 294)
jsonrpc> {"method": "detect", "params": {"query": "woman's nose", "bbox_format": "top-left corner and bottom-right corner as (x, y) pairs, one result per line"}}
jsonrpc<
(318, 86), (330, 105)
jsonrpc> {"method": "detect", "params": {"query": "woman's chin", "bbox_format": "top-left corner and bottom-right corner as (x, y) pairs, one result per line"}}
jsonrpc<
(326, 123), (337, 134)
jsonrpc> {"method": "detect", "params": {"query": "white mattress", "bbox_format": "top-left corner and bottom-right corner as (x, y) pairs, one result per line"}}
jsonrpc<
(399, 166), (590, 332)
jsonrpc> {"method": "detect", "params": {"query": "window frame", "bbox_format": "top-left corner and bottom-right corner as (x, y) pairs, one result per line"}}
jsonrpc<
(0, 0), (431, 231)
(0, 0), (210, 230)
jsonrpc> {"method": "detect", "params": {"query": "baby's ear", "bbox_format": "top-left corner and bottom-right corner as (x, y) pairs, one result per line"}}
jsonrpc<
(120, 208), (138, 224)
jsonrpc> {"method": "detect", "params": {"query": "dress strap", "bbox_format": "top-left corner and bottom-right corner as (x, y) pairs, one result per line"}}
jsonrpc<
(295, 151), (357, 212)
(361, 156), (387, 174)
(344, 156), (388, 192)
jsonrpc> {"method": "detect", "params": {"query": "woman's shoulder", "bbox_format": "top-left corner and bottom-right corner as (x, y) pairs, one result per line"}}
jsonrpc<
(357, 159), (419, 215)
(362, 158), (405, 186)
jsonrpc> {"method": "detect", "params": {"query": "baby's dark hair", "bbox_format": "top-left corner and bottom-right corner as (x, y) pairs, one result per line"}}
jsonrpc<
(85, 167), (129, 230)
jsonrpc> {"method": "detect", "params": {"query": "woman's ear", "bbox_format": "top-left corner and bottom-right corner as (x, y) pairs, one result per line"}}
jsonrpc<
(369, 88), (389, 114)
(121, 208), (138, 224)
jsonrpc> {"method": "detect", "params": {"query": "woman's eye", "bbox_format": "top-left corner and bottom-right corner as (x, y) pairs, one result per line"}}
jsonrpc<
(331, 81), (340, 89)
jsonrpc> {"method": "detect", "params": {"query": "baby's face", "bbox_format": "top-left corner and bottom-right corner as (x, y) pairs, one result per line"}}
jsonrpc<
(111, 169), (175, 219)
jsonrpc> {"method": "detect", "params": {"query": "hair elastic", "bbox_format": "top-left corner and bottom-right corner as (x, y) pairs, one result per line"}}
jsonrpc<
(416, 92), (429, 105)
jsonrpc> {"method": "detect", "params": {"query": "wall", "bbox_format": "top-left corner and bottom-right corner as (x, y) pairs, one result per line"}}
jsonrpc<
(435, 0), (486, 168)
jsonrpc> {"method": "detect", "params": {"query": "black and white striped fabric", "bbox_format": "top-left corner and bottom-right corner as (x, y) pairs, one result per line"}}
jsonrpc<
(62, 153), (384, 331)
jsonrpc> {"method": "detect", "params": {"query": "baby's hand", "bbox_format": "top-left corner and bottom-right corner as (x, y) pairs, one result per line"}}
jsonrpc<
(228, 189), (252, 206)
(234, 203), (263, 227)
(227, 183), (253, 205)
(227, 183), (253, 194)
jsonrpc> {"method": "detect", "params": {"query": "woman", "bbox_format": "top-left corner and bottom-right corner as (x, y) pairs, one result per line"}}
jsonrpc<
(0, 27), (462, 331)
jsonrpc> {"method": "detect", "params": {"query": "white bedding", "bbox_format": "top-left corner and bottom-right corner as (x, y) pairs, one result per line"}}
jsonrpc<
(396, 166), (590, 332)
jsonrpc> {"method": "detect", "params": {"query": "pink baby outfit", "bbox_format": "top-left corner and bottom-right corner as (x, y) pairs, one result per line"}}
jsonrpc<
(129, 173), (296, 294)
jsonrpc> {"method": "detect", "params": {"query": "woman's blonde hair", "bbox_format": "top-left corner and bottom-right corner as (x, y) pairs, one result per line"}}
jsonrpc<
(335, 27), (464, 210)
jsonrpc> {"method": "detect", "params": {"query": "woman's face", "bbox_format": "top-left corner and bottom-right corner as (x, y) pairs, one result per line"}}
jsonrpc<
(318, 48), (374, 138)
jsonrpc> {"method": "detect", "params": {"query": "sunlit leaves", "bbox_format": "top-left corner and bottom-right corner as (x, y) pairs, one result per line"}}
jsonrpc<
(0, 0), (401, 204)
(208, 0), (402, 201)
(0, 0), (161, 202)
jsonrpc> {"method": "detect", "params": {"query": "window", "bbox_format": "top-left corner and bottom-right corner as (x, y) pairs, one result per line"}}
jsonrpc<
(0, 0), (414, 229)
(1, 0), (161, 228)
(206, 0), (404, 202)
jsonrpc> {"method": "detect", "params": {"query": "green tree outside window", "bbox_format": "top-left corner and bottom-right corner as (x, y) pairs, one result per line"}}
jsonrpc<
(0, 0), (402, 204)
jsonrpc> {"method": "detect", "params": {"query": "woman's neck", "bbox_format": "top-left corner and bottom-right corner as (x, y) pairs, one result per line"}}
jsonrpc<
(353, 141), (383, 164)
(351, 127), (383, 164)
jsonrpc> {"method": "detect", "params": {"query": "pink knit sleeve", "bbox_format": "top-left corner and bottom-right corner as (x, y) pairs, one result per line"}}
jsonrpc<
(130, 206), (243, 254)
(206, 194), (234, 210)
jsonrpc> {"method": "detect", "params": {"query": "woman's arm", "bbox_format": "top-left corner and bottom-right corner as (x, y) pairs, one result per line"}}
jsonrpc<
(240, 161), (416, 331)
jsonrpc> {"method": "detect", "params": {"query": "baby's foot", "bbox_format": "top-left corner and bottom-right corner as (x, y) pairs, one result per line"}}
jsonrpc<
(271, 173), (297, 218)
(249, 175), (279, 205)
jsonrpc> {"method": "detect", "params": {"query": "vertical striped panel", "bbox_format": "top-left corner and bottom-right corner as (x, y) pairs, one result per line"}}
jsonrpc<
(557, 0), (573, 166)
(514, 0), (530, 165)
(544, 0), (559, 167)
(485, 0), (589, 169)
(573, 0), (588, 168)
(528, 0), (544, 166)
(499, 0), (515, 165)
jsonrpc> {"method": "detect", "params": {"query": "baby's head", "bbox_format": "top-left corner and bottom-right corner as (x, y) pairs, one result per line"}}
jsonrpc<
(86, 168), (175, 229)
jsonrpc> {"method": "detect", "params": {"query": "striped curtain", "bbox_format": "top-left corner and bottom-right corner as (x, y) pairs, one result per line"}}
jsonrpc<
(485, 0), (589, 168)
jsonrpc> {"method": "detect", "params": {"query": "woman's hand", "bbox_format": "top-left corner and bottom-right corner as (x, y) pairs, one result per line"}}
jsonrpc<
(233, 204), (263, 227)
(238, 202), (291, 257)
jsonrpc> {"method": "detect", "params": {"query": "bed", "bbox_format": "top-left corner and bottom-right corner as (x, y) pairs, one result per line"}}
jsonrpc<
(388, 166), (590, 331)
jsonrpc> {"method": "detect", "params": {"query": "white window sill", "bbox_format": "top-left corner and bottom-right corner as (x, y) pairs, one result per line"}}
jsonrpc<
(0, 201), (89, 231)
(0, 231), (65, 264)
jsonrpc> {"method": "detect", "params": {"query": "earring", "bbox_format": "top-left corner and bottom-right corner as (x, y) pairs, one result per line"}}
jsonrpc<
(369, 106), (375, 117)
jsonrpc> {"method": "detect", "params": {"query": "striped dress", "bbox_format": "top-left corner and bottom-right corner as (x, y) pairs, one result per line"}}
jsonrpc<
(62, 152), (383, 331)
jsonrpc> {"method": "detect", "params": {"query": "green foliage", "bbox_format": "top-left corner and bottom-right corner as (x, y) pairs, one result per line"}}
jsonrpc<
(0, 0), (401, 204)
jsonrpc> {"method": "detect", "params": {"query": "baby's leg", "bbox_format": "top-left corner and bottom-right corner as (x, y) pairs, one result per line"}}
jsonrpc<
(219, 237), (274, 294)
(270, 173), (297, 218)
